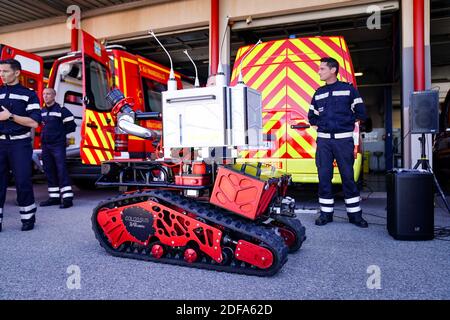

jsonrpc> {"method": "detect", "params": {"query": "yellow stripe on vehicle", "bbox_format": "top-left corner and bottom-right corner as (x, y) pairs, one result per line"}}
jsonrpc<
(310, 38), (345, 67)
(287, 65), (317, 98)
(82, 148), (97, 165)
(258, 69), (286, 101)
(291, 39), (322, 61)
(255, 150), (268, 158)
(288, 128), (315, 158)
(86, 130), (100, 148)
(287, 85), (311, 111)
(96, 129), (110, 151)
(106, 132), (115, 149)
(255, 42), (285, 66)
(293, 39), (323, 59)
(287, 143), (301, 158)
(271, 142), (286, 158)
(97, 113), (107, 126)
(250, 64), (282, 93)
(95, 149), (106, 163)
(242, 65), (262, 84)
(264, 88), (286, 111)
(241, 43), (267, 68)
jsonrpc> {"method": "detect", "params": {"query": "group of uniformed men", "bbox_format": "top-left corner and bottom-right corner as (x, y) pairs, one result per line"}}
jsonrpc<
(0, 59), (75, 232)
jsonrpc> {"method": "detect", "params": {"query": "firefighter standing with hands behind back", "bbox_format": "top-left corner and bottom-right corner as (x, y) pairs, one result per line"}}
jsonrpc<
(39, 88), (76, 209)
(308, 57), (368, 228)
(0, 59), (41, 232)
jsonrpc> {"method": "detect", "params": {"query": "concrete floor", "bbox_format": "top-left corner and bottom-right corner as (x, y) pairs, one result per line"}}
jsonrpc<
(0, 180), (449, 300)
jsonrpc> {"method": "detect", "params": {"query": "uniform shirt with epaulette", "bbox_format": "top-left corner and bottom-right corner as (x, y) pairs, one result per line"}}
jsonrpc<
(0, 83), (41, 137)
(41, 102), (76, 145)
(308, 81), (367, 134)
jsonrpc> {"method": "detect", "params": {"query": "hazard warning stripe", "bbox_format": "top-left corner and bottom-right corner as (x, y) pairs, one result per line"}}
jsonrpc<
(233, 42), (266, 71)
(81, 110), (114, 165)
(106, 131), (115, 150)
(260, 72), (287, 105)
(287, 62), (320, 96)
(232, 37), (355, 161)
(82, 147), (101, 165)
(287, 129), (315, 158)
(301, 38), (350, 82)
(87, 111), (114, 151)
(245, 62), (285, 90)
(286, 78), (313, 111)
(237, 40), (285, 70)
(264, 84), (287, 111)
(94, 149), (106, 162)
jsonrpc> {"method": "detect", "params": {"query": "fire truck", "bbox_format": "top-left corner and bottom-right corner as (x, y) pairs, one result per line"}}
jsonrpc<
(230, 37), (365, 184)
(0, 44), (44, 102)
(32, 31), (189, 186)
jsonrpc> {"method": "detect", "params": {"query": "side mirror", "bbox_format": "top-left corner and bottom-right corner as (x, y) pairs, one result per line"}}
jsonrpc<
(361, 118), (373, 133)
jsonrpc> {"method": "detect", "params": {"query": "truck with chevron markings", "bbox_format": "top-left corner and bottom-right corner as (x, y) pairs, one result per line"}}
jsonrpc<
(32, 31), (189, 187)
(230, 37), (366, 184)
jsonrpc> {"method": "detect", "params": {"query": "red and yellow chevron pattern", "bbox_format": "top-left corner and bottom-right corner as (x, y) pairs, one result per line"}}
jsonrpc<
(81, 110), (115, 165)
(231, 37), (356, 161)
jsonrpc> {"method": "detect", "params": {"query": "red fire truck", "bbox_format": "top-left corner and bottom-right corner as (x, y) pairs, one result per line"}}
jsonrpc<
(33, 31), (189, 186)
(0, 44), (44, 102)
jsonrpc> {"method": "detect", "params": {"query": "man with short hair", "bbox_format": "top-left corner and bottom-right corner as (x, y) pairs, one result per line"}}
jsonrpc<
(0, 59), (41, 232)
(308, 57), (368, 228)
(39, 87), (76, 209)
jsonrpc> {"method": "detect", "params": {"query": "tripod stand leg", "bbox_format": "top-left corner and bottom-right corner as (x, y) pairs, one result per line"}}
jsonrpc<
(426, 163), (450, 213)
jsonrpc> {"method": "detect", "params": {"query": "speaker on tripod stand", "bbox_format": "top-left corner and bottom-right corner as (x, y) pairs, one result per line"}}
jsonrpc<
(410, 90), (439, 134)
(410, 91), (449, 215)
(387, 90), (449, 240)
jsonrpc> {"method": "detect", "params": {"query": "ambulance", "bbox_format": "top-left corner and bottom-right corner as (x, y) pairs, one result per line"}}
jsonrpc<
(230, 37), (365, 184)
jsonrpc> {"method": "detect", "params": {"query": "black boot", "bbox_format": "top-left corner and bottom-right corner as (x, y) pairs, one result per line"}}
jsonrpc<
(0, 223), (2, 232)
(315, 212), (333, 226)
(348, 212), (368, 228)
(60, 199), (73, 209)
(21, 217), (35, 231)
(40, 198), (60, 207)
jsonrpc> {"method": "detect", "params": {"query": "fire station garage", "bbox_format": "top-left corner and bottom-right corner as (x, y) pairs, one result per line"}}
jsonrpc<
(0, 0), (449, 301)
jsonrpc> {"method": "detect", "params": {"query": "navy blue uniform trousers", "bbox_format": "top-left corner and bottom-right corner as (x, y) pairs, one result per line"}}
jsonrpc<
(42, 142), (73, 201)
(0, 139), (36, 223)
(316, 137), (361, 216)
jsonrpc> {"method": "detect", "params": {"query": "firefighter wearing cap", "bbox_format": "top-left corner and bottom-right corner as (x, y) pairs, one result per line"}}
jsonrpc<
(0, 59), (41, 232)
(308, 57), (368, 228)
(39, 88), (76, 209)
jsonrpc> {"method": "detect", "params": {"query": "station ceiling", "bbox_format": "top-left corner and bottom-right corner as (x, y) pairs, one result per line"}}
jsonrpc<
(0, 0), (147, 27)
(1, 0), (447, 86)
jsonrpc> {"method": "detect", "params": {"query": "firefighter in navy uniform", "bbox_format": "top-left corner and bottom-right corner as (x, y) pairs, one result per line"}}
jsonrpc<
(308, 57), (368, 228)
(39, 88), (76, 209)
(0, 59), (41, 232)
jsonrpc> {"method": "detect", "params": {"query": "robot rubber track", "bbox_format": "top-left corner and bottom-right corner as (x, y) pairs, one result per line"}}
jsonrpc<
(92, 190), (289, 276)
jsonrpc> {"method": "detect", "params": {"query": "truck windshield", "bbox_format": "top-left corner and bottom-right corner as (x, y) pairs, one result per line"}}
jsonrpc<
(142, 77), (166, 113)
(84, 57), (111, 112)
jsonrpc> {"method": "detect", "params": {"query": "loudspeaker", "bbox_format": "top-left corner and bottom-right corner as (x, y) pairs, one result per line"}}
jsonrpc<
(386, 169), (434, 240)
(410, 90), (439, 133)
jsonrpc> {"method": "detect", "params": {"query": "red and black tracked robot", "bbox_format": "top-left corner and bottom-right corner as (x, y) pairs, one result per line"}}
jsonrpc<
(91, 33), (306, 276)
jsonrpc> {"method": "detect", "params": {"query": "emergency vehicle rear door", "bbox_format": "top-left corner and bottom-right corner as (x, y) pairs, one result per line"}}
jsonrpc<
(80, 31), (115, 165)
(1, 44), (45, 150)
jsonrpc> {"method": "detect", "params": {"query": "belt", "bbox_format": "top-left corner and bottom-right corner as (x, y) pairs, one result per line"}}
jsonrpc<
(0, 132), (31, 140)
(317, 131), (353, 139)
